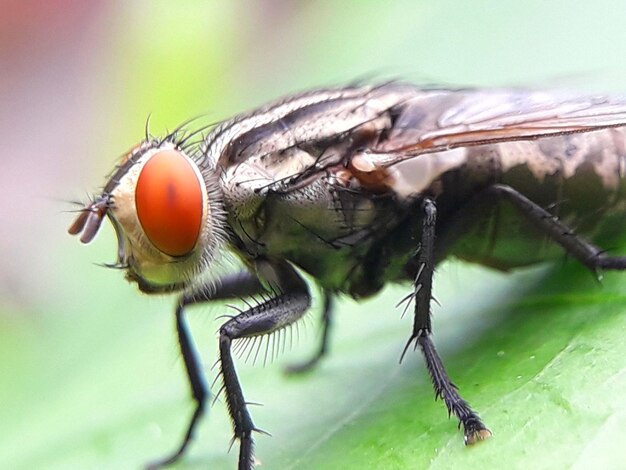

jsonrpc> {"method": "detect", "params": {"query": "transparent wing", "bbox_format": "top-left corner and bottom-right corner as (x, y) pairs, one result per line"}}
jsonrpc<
(382, 89), (626, 154)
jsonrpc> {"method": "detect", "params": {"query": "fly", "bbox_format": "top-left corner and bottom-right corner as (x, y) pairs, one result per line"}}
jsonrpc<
(68, 82), (626, 469)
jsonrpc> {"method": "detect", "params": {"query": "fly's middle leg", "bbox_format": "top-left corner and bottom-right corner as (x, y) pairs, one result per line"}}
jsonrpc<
(285, 290), (334, 374)
(403, 197), (491, 445)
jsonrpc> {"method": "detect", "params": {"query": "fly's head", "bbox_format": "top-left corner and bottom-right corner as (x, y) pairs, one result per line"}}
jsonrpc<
(68, 138), (225, 293)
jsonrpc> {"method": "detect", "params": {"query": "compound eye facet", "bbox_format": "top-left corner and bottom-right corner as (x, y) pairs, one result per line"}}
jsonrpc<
(135, 149), (203, 256)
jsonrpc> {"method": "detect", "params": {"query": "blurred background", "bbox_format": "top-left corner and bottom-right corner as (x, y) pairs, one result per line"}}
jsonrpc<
(2, 1), (626, 469)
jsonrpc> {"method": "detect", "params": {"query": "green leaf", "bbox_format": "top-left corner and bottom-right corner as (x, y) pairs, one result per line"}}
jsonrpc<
(3, 257), (626, 469)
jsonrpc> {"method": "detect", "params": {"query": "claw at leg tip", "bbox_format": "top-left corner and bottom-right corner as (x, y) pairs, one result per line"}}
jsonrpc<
(464, 428), (492, 445)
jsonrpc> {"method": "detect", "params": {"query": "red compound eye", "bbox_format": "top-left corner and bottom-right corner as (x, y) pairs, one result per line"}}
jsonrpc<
(135, 149), (203, 256)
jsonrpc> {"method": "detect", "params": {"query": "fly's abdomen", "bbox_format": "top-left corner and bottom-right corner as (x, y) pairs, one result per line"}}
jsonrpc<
(447, 128), (626, 270)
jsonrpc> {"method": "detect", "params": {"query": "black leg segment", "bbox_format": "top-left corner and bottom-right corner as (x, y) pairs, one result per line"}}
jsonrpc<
(403, 197), (491, 445)
(487, 184), (626, 273)
(285, 290), (334, 374)
(220, 290), (311, 469)
(147, 270), (265, 469)
(146, 304), (208, 469)
(418, 335), (491, 444)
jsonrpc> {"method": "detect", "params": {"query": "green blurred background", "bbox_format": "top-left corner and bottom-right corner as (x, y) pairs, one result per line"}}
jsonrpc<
(2, 1), (626, 469)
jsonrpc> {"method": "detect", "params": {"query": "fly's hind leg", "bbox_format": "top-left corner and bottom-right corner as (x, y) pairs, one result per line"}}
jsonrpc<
(487, 184), (626, 273)
(147, 271), (264, 469)
(285, 290), (334, 374)
(404, 198), (491, 445)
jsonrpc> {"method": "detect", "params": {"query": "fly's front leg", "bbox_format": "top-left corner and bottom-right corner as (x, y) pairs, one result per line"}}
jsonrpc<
(147, 271), (264, 469)
(403, 198), (491, 445)
(487, 184), (626, 272)
(219, 261), (311, 470)
(285, 290), (334, 374)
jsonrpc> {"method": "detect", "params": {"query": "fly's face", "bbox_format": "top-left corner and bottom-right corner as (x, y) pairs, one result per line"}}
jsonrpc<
(69, 140), (225, 293)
